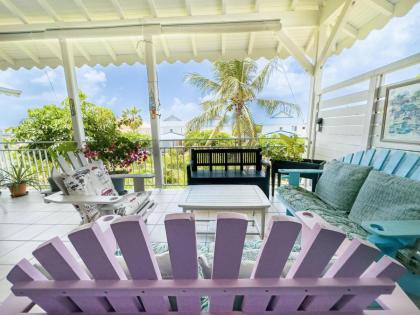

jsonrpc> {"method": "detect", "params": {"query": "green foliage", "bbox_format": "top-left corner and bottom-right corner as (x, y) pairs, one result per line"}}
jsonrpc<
(184, 130), (232, 148)
(259, 134), (305, 161)
(185, 58), (300, 144)
(1, 162), (41, 190)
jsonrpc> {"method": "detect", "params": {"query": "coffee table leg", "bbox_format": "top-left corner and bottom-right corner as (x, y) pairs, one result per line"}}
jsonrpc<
(261, 209), (266, 239)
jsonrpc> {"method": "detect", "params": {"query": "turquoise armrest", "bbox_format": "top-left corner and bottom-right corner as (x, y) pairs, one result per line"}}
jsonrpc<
(278, 169), (323, 187)
(362, 220), (420, 238)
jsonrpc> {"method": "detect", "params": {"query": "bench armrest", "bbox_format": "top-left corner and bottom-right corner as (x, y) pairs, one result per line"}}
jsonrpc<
(44, 191), (124, 205)
(278, 169), (323, 187)
(362, 220), (420, 238)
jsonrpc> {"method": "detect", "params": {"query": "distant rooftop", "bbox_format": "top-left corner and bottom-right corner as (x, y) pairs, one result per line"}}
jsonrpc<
(163, 115), (182, 122)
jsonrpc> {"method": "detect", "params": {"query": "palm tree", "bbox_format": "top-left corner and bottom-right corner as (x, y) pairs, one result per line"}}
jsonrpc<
(119, 106), (143, 131)
(185, 58), (300, 145)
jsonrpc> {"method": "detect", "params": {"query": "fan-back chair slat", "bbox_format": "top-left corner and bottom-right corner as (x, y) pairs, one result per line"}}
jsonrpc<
(382, 151), (405, 174)
(111, 216), (170, 313)
(272, 224), (346, 312)
(372, 149), (391, 170)
(339, 256), (406, 311)
(351, 151), (364, 165)
(32, 237), (110, 313)
(7, 259), (79, 314)
(67, 152), (83, 169)
(210, 213), (248, 312)
(242, 216), (301, 312)
(394, 153), (419, 177)
(76, 152), (90, 166)
(165, 213), (201, 312)
(302, 239), (379, 311)
(67, 223), (142, 312)
(360, 148), (375, 166)
(56, 155), (73, 174)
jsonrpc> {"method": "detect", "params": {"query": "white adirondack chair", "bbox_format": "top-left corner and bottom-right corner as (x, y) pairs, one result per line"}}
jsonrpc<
(0, 213), (418, 315)
(44, 152), (156, 223)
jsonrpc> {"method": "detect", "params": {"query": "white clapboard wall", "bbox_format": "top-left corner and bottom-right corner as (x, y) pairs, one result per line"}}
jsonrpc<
(312, 53), (420, 161)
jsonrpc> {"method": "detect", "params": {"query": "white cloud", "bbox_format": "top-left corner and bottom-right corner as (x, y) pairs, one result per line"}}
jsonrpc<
(163, 97), (201, 121)
(77, 67), (107, 98)
(31, 69), (57, 85)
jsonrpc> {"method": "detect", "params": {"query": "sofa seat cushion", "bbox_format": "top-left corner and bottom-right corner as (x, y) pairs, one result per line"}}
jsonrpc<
(190, 169), (266, 179)
(278, 185), (368, 240)
(315, 160), (372, 213)
(349, 170), (420, 225)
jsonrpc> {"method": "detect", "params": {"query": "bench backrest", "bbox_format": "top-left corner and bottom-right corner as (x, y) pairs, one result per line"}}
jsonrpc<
(4, 213), (407, 314)
(191, 148), (263, 171)
(341, 148), (420, 180)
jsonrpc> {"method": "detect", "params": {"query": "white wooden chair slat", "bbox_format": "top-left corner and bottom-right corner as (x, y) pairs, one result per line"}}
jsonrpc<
(394, 153), (420, 177)
(76, 152), (90, 166)
(372, 149), (391, 170)
(272, 224), (346, 312)
(32, 237), (110, 313)
(382, 151), (406, 174)
(67, 152), (83, 169)
(7, 259), (78, 314)
(360, 149), (375, 166)
(111, 216), (170, 313)
(210, 213), (248, 312)
(302, 239), (379, 311)
(67, 223), (142, 313)
(242, 216), (301, 312)
(343, 153), (353, 163)
(350, 151), (364, 165)
(56, 155), (73, 174)
(338, 256), (406, 311)
(165, 213), (201, 312)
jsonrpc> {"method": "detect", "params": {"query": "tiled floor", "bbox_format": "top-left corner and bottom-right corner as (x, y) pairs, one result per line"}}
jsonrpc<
(0, 188), (286, 302)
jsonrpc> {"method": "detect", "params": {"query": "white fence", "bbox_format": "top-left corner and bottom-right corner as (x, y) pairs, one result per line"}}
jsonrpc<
(311, 53), (420, 161)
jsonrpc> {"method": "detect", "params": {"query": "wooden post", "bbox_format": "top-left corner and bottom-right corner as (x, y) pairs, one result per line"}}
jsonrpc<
(60, 39), (85, 149)
(144, 35), (163, 188)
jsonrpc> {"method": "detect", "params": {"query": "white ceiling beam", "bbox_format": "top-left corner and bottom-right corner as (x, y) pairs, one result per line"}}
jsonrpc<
(289, 0), (299, 10)
(221, 34), (226, 56)
(247, 32), (255, 55)
(45, 41), (62, 60)
(185, 0), (193, 15)
(191, 35), (197, 57)
(318, 0), (354, 65)
(276, 41), (282, 54)
(147, 0), (158, 17)
(320, 0), (345, 25)
(132, 39), (143, 59)
(0, 49), (15, 65)
(73, 42), (90, 62)
(277, 29), (314, 74)
(72, 0), (92, 21)
(254, 0), (261, 12)
(365, 0), (394, 16)
(160, 36), (170, 58)
(36, 0), (61, 22)
(101, 40), (116, 62)
(1, 0), (29, 24)
(15, 43), (40, 64)
(343, 23), (358, 38)
(222, 0), (228, 14)
(303, 29), (315, 53)
(110, 0), (125, 19)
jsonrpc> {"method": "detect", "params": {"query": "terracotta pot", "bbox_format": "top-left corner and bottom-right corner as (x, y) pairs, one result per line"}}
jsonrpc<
(9, 183), (27, 198)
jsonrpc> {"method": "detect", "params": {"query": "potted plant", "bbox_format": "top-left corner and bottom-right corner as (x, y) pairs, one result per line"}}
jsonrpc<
(1, 163), (41, 198)
(82, 135), (149, 195)
(260, 134), (325, 195)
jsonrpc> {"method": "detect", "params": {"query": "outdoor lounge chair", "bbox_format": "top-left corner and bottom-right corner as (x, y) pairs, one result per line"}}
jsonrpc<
(44, 151), (156, 224)
(1, 213), (418, 315)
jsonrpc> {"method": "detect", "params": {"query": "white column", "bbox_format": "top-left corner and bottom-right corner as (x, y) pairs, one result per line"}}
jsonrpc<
(144, 35), (163, 188)
(60, 38), (85, 149)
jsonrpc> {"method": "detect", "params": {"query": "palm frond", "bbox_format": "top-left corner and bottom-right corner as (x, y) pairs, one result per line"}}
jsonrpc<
(250, 59), (277, 93)
(256, 98), (301, 117)
(186, 101), (226, 132)
(184, 73), (220, 94)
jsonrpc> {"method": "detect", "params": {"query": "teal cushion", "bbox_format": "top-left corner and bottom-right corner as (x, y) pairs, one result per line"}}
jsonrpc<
(315, 160), (372, 212)
(349, 170), (420, 225)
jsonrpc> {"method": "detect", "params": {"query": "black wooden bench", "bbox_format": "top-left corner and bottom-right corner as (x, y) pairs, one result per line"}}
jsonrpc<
(187, 148), (270, 197)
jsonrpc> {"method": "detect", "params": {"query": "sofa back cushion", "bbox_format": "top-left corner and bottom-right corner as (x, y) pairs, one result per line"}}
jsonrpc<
(315, 160), (372, 212)
(349, 170), (420, 225)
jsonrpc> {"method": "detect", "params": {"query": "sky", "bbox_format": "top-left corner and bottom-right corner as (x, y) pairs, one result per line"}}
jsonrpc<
(0, 3), (419, 131)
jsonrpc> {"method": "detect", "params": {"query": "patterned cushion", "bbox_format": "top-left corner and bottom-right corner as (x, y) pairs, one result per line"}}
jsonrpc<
(278, 185), (368, 240)
(349, 170), (420, 225)
(315, 160), (372, 213)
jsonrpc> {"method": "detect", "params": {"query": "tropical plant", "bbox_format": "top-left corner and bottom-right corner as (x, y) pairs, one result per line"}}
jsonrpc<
(259, 134), (305, 161)
(1, 162), (41, 190)
(184, 130), (232, 148)
(118, 106), (143, 131)
(184, 58), (300, 145)
(83, 135), (149, 173)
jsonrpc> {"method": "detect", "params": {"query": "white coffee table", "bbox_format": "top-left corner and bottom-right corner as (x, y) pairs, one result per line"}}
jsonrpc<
(178, 185), (271, 238)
